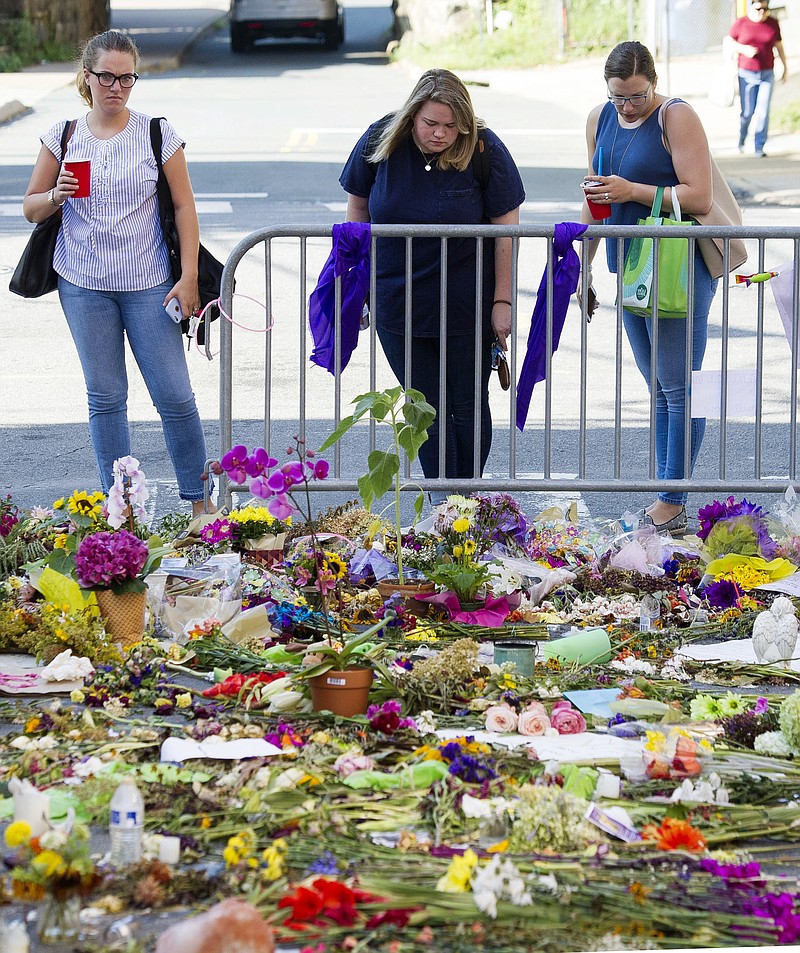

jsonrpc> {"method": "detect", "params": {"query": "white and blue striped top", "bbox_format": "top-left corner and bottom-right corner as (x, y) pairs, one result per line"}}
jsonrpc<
(41, 110), (184, 291)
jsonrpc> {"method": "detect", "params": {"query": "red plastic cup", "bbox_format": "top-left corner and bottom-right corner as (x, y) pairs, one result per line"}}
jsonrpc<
(582, 179), (611, 220)
(64, 158), (91, 198)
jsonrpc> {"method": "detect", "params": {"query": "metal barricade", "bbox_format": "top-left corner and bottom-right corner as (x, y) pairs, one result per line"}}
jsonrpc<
(216, 223), (800, 508)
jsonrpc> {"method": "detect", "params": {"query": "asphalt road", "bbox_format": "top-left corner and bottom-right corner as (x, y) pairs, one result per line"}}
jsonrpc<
(0, 1), (798, 526)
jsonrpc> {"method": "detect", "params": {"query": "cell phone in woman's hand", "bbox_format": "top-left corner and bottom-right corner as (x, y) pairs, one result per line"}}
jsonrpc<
(587, 285), (598, 322)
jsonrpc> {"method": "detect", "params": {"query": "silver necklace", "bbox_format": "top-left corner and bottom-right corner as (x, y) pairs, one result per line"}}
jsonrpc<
(609, 114), (648, 176)
(416, 140), (436, 172)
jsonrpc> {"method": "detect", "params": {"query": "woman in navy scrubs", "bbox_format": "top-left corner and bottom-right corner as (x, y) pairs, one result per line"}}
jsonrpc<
(340, 69), (525, 482)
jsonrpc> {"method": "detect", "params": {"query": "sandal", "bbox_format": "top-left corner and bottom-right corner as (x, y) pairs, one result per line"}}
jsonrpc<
(640, 505), (688, 539)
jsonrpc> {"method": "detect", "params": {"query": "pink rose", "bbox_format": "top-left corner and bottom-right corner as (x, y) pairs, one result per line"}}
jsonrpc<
(485, 703), (519, 734)
(517, 709), (551, 736)
(550, 700), (572, 713)
(550, 705), (587, 735)
(523, 700), (547, 717)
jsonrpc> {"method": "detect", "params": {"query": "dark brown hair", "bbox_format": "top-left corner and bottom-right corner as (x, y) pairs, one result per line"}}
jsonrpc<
(603, 41), (657, 85)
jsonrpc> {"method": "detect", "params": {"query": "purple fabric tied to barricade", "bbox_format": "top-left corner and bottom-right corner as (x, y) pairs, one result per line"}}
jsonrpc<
(308, 222), (371, 374)
(516, 222), (588, 431)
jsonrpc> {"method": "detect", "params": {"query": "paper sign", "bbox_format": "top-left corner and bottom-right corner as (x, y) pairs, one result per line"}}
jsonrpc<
(691, 369), (757, 418)
(563, 688), (622, 718)
(160, 737), (282, 763)
(758, 573), (800, 597)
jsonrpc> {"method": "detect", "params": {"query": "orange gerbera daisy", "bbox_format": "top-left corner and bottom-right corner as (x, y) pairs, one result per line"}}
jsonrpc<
(641, 817), (706, 852)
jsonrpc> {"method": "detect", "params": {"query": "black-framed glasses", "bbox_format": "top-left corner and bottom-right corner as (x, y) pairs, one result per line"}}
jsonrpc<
(607, 85), (651, 107)
(88, 69), (139, 88)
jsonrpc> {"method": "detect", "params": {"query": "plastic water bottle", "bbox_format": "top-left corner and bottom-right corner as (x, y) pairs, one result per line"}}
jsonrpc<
(639, 593), (661, 632)
(109, 776), (144, 867)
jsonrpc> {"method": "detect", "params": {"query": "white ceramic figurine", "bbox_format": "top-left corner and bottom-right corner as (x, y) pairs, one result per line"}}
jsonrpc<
(752, 596), (799, 668)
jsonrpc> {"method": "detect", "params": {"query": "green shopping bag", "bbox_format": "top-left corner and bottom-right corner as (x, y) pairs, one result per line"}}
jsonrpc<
(621, 186), (691, 318)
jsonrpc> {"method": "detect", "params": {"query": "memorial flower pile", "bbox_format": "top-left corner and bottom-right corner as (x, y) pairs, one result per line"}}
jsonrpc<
(5, 482), (800, 951)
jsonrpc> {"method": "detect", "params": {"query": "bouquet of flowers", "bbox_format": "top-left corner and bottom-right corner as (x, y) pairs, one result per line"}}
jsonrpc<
(4, 819), (101, 901)
(427, 502), (495, 603)
(201, 505), (292, 554)
(74, 529), (165, 595)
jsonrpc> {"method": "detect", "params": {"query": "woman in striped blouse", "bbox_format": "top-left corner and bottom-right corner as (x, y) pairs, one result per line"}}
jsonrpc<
(22, 30), (208, 514)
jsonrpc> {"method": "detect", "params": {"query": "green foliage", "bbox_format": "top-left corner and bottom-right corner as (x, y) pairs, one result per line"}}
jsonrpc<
(395, 0), (639, 71)
(775, 100), (800, 134)
(0, 17), (73, 72)
(320, 386), (435, 583)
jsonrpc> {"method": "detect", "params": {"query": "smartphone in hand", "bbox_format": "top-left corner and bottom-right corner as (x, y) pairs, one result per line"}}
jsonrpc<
(164, 298), (182, 323)
(587, 286), (599, 321)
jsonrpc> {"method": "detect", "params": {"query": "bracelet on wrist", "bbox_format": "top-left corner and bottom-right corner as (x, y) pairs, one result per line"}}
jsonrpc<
(493, 299), (512, 307)
(48, 188), (63, 208)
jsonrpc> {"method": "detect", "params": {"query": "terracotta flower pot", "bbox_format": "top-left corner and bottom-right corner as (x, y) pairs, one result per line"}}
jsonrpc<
(376, 578), (435, 617)
(308, 667), (374, 717)
(95, 589), (146, 648)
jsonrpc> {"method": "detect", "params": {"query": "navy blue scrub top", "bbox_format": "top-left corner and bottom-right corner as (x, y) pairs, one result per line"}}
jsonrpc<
(339, 124), (525, 337)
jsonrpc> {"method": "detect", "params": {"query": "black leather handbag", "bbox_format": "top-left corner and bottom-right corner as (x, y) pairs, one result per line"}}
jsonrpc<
(9, 120), (76, 298)
(150, 118), (224, 344)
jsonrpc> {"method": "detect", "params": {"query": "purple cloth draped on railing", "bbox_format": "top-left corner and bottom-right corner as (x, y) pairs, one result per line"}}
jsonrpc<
(515, 222), (588, 431)
(309, 222), (371, 374)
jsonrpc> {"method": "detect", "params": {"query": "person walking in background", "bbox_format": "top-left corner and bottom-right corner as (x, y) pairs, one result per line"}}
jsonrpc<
(579, 41), (718, 538)
(22, 30), (210, 516)
(339, 69), (525, 484)
(729, 0), (788, 158)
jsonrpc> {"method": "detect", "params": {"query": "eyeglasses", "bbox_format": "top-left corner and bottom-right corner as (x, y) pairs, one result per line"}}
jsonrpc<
(88, 70), (139, 88)
(607, 85), (651, 107)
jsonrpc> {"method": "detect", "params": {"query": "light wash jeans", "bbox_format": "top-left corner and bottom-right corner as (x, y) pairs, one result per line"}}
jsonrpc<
(738, 68), (774, 155)
(58, 277), (207, 500)
(622, 251), (718, 506)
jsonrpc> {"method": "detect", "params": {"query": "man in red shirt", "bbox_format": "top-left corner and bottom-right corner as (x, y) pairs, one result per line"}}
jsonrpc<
(729, 0), (788, 157)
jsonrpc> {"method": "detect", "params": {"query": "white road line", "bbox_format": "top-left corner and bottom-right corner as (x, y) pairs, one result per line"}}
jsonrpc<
(195, 201), (233, 213)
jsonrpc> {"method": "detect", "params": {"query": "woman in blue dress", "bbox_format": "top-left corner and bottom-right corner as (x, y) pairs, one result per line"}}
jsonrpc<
(580, 42), (717, 538)
(340, 69), (525, 484)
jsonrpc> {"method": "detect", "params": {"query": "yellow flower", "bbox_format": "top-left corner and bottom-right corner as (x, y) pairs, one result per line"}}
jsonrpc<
(323, 552), (347, 579)
(52, 498), (65, 510)
(435, 848), (478, 893)
(175, 693), (193, 709)
(499, 674), (517, 690)
(68, 490), (102, 517)
(452, 545), (463, 558)
(55, 628), (69, 642)
(70, 689), (86, 704)
(4, 820), (32, 849)
(223, 845), (240, 867)
(32, 850), (66, 878)
(646, 644), (658, 658)
(24, 717), (41, 734)
(261, 838), (288, 881)
(452, 517), (470, 534)
(463, 539), (476, 556)
(199, 815), (212, 830)
(53, 533), (68, 550)
(644, 730), (666, 753)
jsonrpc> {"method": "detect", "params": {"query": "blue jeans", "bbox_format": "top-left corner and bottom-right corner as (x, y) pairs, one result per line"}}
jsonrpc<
(376, 326), (493, 479)
(738, 68), (774, 154)
(58, 277), (207, 500)
(622, 251), (718, 505)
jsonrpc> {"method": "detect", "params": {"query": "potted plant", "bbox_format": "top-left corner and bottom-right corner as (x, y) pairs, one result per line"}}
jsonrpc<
(319, 386), (436, 590)
(294, 611), (396, 716)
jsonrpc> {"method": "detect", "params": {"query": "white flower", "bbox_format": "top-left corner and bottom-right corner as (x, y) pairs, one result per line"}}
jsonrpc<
(754, 730), (795, 757)
(473, 888), (498, 918)
(660, 656), (691, 681)
(415, 710), (438, 734)
(107, 455), (148, 529)
(462, 794), (493, 819)
(610, 656), (656, 676)
(73, 756), (105, 778)
(39, 829), (68, 850)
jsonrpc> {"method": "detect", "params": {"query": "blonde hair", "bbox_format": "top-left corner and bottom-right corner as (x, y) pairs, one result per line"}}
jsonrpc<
(368, 69), (482, 172)
(76, 31), (140, 107)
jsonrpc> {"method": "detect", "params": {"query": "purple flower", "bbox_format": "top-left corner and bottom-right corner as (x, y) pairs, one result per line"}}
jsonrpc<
(200, 519), (233, 545)
(75, 530), (149, 589)
(703, 578), (741, 609)
(752, 697), (769, 715)
(244, 447), (278, 478)
(268, 493), (295, 521)
(219, 444), (250, 484)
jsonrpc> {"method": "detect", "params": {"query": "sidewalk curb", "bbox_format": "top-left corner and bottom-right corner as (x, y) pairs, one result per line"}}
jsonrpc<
(0, 100), (32, 125)
(138, 14), (227, 74)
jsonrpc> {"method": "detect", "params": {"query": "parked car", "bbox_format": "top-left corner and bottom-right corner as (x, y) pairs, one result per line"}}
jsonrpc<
(229, 0), (344, 52)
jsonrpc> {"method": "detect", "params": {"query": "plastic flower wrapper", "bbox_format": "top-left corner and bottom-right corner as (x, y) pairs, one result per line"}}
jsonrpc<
(778, 689), (800, 751)
(697, 497), (795, 583)
(643, 728), (712, 780)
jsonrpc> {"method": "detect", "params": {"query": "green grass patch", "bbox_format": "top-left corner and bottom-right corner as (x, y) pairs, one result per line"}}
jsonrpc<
(394, 0), (640, 71)
(774, 100), (800, 134)
(0, 17), (73, 72)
